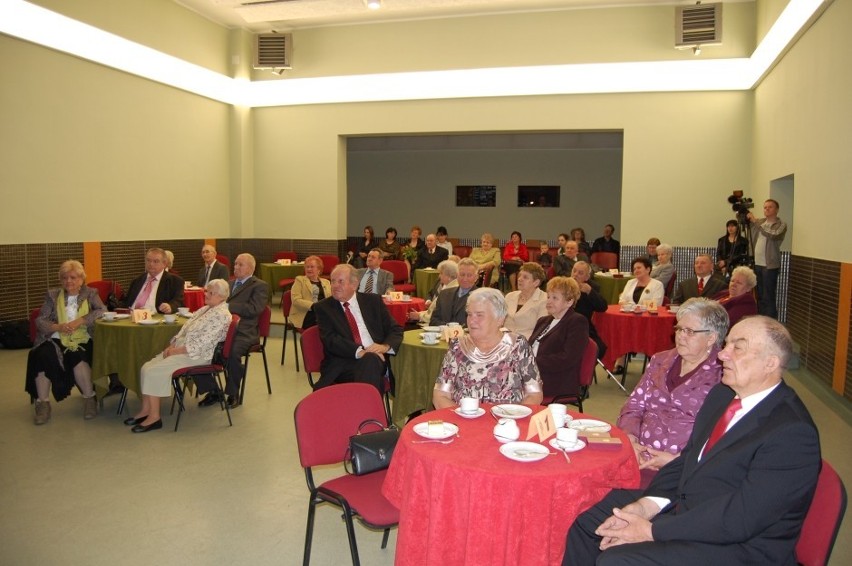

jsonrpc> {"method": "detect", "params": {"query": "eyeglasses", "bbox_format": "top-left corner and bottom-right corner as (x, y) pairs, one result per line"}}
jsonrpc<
(674, 326), (712, 337)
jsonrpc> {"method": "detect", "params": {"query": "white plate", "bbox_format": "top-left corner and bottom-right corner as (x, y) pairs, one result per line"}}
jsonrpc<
(112, 313), (130, 320)
(491, 404), (533, 419)
(421, 326), (441, 332)
(453, 407), (485, 419)
(412, 421), (459, 440)
(179, 313), (193, 318)
(549, 438), (587, 453)
(137, 319), (162, 325)
(569, 419), (612, 433)
(499, 441), (550, 462)
(420, 339), (440, 346)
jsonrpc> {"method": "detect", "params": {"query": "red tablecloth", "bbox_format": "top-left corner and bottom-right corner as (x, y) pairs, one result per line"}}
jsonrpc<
(183, 287), (205, 312)
(383, 297), (426, 326)
(383, 406), (639, 566)
(594, 305), (677, 369)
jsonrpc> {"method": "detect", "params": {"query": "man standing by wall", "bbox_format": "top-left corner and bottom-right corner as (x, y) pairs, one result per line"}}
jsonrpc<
(748, 199), (787, 319)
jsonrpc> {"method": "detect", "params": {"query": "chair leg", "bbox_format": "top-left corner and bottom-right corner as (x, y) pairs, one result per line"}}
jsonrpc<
(172, 377), (190, 431)
(342, 510), (361, 566)
(216, 372), (233, 427)
(261, 349), (271, 394)
(293, 329), (301, 372)
(241, 355), (250, 404)
(303, 496), (317, 566)
(116, 387), (128, 415)
(281, 330), (287, 365)
(381, 528), (390, 549)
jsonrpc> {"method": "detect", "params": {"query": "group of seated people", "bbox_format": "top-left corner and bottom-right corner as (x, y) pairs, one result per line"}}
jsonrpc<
(26, 245), (270, 430)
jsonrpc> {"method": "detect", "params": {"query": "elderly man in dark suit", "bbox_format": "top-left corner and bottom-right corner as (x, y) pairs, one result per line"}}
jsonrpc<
(313, 264), (402, 394)
(430, 258), (479, 327)
(563, 316), (820, 566)
(198, 244), (229, 287)
(413, 233), (449, 270)
(673, 254), (727, 304)
(198, 252), (268, 408)
(123, 247), (184, 314)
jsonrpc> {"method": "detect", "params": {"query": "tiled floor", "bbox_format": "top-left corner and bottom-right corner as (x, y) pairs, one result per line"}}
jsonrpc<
(0, 325), (849, 565)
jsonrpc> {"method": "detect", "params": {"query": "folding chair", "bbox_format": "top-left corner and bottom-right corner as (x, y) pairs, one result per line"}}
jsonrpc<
(241, 305), (272, 403)
(795, 459), (847, 566)
(280, 290), (301, 371)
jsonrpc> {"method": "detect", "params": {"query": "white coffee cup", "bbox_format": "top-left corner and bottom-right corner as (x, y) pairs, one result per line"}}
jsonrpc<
(423, 332), (439, 344)
(459, 397), (480, 414)
(556, 427), (579, 447)
(178, 307), (190, 316)
(548, 403), (567, 428)
(184, 281), (192, 288)
(102, 312), (116, 321)
(163, 314), (177, 323)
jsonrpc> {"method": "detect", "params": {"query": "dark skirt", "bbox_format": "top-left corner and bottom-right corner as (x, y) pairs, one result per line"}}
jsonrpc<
(25, 339), (93, 402)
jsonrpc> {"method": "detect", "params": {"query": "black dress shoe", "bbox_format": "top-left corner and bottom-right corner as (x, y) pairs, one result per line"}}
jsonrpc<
(226, 395), (241, 409)
(131, 420), (163, 433)
(124, 416), (147, 426)
(198, 393), (221, 407)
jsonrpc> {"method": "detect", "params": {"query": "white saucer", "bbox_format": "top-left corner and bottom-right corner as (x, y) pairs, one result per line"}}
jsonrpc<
(491, 404), (533, 419)
(549, 438), (586, 453)
(569, 419), (612, 433)
(412, 421), (459, 440)
(137, 319), (162, 325)
(420, 339), (440, 345)
(453, 407), (485, 419)
(499, 441), (549, 462)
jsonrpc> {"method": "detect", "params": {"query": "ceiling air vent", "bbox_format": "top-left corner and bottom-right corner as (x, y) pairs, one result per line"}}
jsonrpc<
(254, 33), (292, 69)
(675, 3), (722, 48)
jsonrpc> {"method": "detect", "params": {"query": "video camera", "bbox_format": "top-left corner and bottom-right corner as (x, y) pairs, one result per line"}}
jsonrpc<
(727, 190), (754, 215)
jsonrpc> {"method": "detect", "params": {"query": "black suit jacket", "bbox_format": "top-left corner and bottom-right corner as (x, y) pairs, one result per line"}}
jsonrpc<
(414, 246), (449, 270)
(528, 310), (589, 397)
(198, 261), (229, 287)
(645, 382), (820, 564)
(227, 276), (269, 347)
(430, 287), (472, 327)
(673, 273), (727, 304)
(574, 280), (608, 357)
(313, 293), (403, 389)
(123, 271), (184, 312)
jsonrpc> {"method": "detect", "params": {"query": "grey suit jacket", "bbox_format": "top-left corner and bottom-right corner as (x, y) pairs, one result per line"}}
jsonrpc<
(430, 286), (473, 327)
(227, 276), (269, 346)
(198, 261), (229, 287)
(673, 273), (727, 304)
(356, 267), (394, 295)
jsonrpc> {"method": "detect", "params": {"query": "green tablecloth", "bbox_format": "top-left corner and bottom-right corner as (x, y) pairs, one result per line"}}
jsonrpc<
(258, 263), (305, 295)
(389, 329), (449, 427)
(413, 268), (440, 298)
(594, 273), (634, 304)
(92, 316), (185, 397)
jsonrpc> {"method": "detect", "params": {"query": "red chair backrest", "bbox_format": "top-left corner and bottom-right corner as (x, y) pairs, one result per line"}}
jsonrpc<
(318, 255), (339, 275)
(665, 270), (677, 298)
(454, 245), (472, 258)
(274, 251), (297, 262)
(216, 255), (230, 269)
(299, 325), (325, 374)
(579, 338), (598, 387)
(87, 280), (122, 304)
(221, 314), (241, 360)
(383, 260), (409, 285)
(29, 308), (41, 343)
(257, 306), (271, 338)
(590, 252), (618, 271)
(796, 459), (847, 566)
(281, 290), (293, 320)
(294, 383), (387, 468)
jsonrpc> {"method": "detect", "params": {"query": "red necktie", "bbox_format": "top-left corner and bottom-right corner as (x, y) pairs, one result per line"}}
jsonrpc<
(343, 301), (363, 346)
(703, 398), (742, 455)
(134, 276), (156, 308)
(697, 277), (705, 295)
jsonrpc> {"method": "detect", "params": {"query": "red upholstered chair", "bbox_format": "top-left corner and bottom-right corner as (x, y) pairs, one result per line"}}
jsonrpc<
(795, 459), (847, 566)
(454, 245), (472, 258)
(383, 260), (415, 294)
(274, 251), (297, 262)
(590, 252), (618, 271)
(280, 291), (301, 372)
(28, 308), (40, 343)
(541, 337), (598, 413)
(169, 314), (240, 431)
(664, 270), (677, 299)
(87, 280), (123, 306)
(318, 255), (339, 277)
(241, 305), (272, 403)
(477, 264), (496, 288)
(216, 254), (230, 270)
(294, 383), (398, 565)
(299, 325), (324, 387)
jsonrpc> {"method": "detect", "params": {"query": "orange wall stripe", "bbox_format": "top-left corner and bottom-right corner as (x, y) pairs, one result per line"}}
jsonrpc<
(83, 242), (102, 282)
(834, 263), (851, 395)
(205, 239), (216, 247)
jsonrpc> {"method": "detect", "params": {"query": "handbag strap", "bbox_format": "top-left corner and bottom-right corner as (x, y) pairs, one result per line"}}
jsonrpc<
(357, 419), (389, 434)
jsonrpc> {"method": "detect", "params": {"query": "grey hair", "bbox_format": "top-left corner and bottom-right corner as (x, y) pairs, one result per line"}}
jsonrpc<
(657, 243), (673, 256)
(236, 253), (256, 271)
(731, 266), (757, 289)
(466, 287), (508, 321)
(437, 260), (458, 278)
(332, 263), (360, 284)
(676, 297), (729, 348)
(206, 279), (230, 299)
(756, 315), (793, 368)
(458, 257), (478, 271)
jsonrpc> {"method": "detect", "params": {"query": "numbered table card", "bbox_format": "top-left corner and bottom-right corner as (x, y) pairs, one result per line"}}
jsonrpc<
(132, 309), (152, 323)
(441, 324), (464, 342)
(389, 291), (404, 302)
(527, 408), (557, 442)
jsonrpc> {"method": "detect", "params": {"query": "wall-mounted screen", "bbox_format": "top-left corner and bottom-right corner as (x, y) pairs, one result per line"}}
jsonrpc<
(456, 185), (496, 207)
(518, 185), (560, 207)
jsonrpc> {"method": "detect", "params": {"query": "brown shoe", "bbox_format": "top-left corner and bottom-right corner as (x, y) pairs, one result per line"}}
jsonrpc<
(34, 400), (51, 425)
(83, 396), (98, 420)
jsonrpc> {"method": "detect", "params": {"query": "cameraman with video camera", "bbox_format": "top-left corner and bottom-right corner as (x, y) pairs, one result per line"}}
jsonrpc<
(748, 199), (787, 319)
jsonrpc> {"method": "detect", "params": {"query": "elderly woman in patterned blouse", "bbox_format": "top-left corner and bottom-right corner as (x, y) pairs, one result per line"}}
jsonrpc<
(616, 297), (729, 479)
(432, 287), (542, 409)
(124, 279), (233, 433)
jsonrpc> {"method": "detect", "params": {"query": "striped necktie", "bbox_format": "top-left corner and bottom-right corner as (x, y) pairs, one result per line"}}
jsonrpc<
(365, 270), (375, 294)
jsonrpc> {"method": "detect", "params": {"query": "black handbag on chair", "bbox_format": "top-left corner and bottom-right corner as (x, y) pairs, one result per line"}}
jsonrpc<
(344, 419), (399, 476)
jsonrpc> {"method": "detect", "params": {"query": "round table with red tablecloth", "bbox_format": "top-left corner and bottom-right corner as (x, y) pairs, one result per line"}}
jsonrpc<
(383, 297), (426, 326)
(183, 287), (205, 312)
(383, 405), (639, 566)
(593, 304), (677, 370)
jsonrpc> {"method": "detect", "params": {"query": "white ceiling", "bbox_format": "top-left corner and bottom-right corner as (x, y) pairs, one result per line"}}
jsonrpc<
(175, 0), (686, 32)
